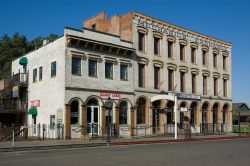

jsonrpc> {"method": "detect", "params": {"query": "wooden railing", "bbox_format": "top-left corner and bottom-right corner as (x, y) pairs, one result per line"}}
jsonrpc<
(0, 99), (27, 111)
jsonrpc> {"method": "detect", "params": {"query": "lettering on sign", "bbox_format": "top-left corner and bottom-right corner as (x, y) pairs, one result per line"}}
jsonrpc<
(133, 18), (230, 52)
(31, 100), (40, 107)
(100, 92), (120, 100)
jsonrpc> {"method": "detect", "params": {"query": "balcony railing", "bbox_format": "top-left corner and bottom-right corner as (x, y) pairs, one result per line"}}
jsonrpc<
(0, 99), (27, 111)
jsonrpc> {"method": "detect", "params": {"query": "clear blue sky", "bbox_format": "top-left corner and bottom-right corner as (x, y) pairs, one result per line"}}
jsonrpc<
(0, 0), (249, 106)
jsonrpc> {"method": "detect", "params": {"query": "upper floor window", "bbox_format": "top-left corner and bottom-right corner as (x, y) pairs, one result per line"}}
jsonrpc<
(223, 56), (227, 70)
(138, 63), (145, 87)
(154, 66), (160, 89)
(72, 57), (81, 75)
(39, 66), (43, 81)
(33, 68), (37, 82)
(168, 69), (174, 91)
(91, 24), (96, 30)
(223, 79), (228, 97)
(51, 61), (56, 77)
(213, 53), (218, 68)
(120, 64), (128, 81)
(203, 75), (208, 95)
(88, 59), (97, 77)
(191, 73), (196, 94)
(214, 77), (218, 96)
(168, 40), (174, 58)
(180, 71), (185, 92)
(180, 44), (185, 61)
(105, 62), (113, 79)
(191, 47), (196, 64)
(154, 36), (160, 55)
(202, 50), (208, 66)
(138, 32), (145, 52)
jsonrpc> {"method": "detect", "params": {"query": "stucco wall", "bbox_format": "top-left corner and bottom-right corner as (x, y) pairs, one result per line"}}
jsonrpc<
(12, 37), (66, 125)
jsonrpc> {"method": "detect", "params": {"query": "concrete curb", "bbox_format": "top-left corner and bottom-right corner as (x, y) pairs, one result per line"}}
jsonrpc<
(109, 136), (250, 146)
(0, 143), (107, 153)
(0, 136), (249, 153)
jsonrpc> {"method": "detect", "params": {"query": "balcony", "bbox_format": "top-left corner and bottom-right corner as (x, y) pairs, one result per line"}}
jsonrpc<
(0, 99), (27, 112)
(0, 73), (28, 90)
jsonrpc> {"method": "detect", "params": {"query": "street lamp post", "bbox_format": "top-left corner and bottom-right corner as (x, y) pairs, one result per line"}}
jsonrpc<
(104, 97), (113, 143)
(238, 110), (241, 135)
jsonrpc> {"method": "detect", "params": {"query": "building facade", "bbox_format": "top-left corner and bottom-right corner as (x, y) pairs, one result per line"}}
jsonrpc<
(11, 12), (232, 139)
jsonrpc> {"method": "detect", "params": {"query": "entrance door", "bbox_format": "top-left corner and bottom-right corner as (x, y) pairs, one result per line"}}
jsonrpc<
(152, 108), (160, 134)
(87, 106), (99, 135)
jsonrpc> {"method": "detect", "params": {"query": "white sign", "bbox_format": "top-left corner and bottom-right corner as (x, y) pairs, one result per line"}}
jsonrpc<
(180, 107), (188, 112)
(133, 18), (230, 52)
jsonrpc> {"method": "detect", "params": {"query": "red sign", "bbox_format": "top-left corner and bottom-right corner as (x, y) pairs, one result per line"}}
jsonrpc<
(100, 92), (120, 100)
(31, 100), (40, 107)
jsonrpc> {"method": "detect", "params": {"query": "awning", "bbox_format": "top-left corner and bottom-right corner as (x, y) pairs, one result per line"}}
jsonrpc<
(28, 106), (37, 115)
(19, 57), (28, 65)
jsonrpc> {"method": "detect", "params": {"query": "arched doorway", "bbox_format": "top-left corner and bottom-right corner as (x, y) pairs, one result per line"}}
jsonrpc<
(166, 101), (174, 124)
(179, 102), (187, 124)
(201, 102), (210, 133)
(212, 103), (220, 124)
(201, 102), (209, 124)
(70, 100), (80, 125)
(190, 102), (198, 126)
(119, 101), (128, 125)
(86, 98), (99, 135)
(137, 98), (146, 125)
(222, 104), (229, 124)
(152, 100), (161, 134)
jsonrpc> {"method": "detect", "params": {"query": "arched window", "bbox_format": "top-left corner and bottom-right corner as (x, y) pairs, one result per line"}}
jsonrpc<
(212, 103), (219, 124)
(190, 102), (197, 125)
(201, 103), (209, 124)
(71, 100), (79, 125)
(223, 104), (229, 124)
(137, 98), (146, 124)
(119, 101), (128, 125)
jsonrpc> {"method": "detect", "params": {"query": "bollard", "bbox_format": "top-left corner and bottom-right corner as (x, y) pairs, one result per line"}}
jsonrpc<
(12, 129), (15, 147)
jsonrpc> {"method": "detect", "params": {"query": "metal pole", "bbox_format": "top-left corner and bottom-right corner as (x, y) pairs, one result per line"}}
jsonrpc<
(107, 109), (111, 143)
(238, 110), (241, 135)
(174, 96), (178, 139)
(12, 129), (15, 147)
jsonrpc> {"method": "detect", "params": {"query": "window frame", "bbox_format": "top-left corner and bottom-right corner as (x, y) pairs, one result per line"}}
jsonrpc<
(120, 64), (128, 81)
(51, 61), (57, 77)
(153, 36), (160, 55)
(72, 56), (82, 76)
(168, 69), (174, 91)
(180, 71), (185, 93)
(191, 47), (196, 64)
(39, 66), (43, 81)
(88, 59), (98, 77)
(138, 32), (145, 52)
(105, 61), (114, 79)
(154, 66), (160, 89)
(168, 40), (174, 59)
(138, 63), (145, 88)
(33, 68), (37, 82)
(180, 44), (186, 61)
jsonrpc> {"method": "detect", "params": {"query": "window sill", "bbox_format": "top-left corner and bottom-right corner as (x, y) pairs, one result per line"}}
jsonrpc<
(51, 75), (56, 78)
(138, 50), (146, 54)
(72, 74), (82, 76)
(33, 81), (37, 83)
(105, 77), (114, 80)
(120, 79), (128, 81)
(89, 75), (98, 78)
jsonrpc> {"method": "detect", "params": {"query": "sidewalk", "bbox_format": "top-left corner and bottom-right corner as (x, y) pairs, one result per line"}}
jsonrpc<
(0, 133), (249, 153)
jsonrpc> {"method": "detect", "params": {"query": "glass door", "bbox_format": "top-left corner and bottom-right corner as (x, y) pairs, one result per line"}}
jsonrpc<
(86, 106), (99, 135)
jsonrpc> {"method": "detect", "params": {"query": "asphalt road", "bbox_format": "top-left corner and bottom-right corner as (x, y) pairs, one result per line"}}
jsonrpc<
(0, 139), (249, 166)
